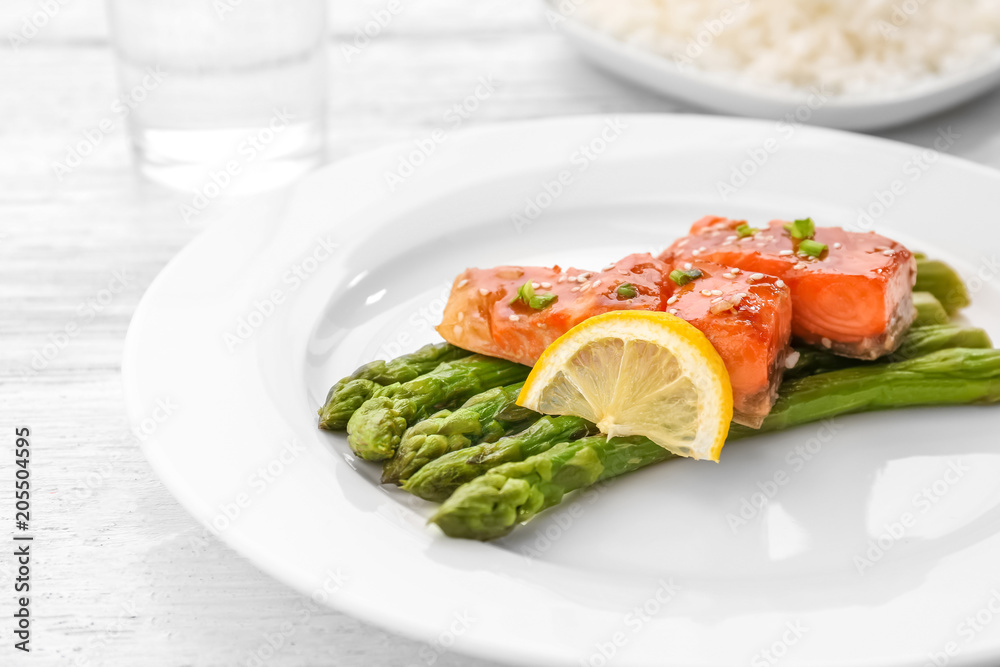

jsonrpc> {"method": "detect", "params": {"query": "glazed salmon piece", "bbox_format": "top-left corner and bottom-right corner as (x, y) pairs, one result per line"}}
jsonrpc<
(666, 261), (792, 427)
(436, 254), (672, 367)
(661, 216), (917, 359)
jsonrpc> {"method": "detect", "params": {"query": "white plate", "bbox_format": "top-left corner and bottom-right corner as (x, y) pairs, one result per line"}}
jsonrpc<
(551, 5), (1000, 131)
(124, 115), (1000, 667)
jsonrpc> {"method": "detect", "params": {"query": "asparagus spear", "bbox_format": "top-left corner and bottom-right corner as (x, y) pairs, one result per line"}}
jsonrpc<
(432, 348), (1000, 540)
(403, 416), (593, 501)
(913, 291), (950, 327)
(347, 355), (531, 461)
(430, 435), (672, 540)
(318, 379), (386, 431)
(915, 258), (970, 315)
(786, 323), (991, 379)
(381, 382), (539, 485)
(319, 343), (472, 430)
(730, 347), (1000, 438)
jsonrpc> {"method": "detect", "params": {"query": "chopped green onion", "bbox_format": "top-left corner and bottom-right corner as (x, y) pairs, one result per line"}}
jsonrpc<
(616, 283), (638, 299)
(798, 239), (827, 258)
(735, 223), (758, 238)
(784, 217), (816, 240)
(510, 282), (558, 310)
(532, 293), (558, 308)
(669, 269), (703, 286)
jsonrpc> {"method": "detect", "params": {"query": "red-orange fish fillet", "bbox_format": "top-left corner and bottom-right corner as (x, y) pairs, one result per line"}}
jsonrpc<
(660, 216), (916, 359)
(664, 261), (792, 427)
(437, 254), (671, 366)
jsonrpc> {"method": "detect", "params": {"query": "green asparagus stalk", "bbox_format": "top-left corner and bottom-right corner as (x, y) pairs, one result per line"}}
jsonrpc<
(431, 435), (672, 540)
(786, 323), (991, 379)
(913, 291), (950, 327)
(319, 343), (472, 429)
(381, 382), (539, 485)
(347, 355), (531, 461)
(318, 379), (384, 431)
(403, 416), (594, 501)
(730, 347), (1000, 438)
(432, 348), (1000, 540)
(915, 258), (970, 315)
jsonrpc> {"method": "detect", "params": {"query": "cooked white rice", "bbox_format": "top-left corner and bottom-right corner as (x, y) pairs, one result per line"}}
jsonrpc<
(575, 0), (1000, 95)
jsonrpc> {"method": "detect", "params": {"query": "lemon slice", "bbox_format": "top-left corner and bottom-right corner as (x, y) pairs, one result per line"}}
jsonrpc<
(517, 311), (733, 461)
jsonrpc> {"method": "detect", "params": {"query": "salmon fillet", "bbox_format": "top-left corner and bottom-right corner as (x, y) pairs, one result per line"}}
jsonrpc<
(660, 216), (917, 359)
(437, 254), (672, 367)
(437, 254), (793, 427)
(665, 261), (792, 428)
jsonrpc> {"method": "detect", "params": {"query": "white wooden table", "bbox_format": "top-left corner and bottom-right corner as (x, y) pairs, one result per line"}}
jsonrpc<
(3, 1), (1000, 664)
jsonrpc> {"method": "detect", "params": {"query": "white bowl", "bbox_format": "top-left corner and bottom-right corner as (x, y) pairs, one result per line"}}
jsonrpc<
(551, 4), (1000, 131)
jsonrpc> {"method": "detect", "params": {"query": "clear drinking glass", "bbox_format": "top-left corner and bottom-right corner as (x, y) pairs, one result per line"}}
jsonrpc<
(107, 0), (327, 193)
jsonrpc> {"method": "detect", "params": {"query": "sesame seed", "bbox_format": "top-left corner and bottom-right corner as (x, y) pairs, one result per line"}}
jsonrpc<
(699, 247), (707, 252)
(684, 262), (693, 270)
(677, 239), (689, 247)
(710, 297), (723, 305)
(700, 289), (713, 297)
(667, 296), (678, 305)
(740, 237), (753, 243)
(457, 279), (468, 288)
(833, 242), (842, 249)
(882, 249), (894, 256)
(592, 279), (602, 288)
(540, 282), (552, 289)
(618, 269), (629, 275)
(602, 264), (615, 272)
(478, 288), (489, 296)
(821, 337), (832, 348)
(557, 275), (566, 284)
(570, 286), (580, 292)
(509, 314), (520, 322)
(793, 262), (808, 270)
(710, 289), (723, 296)
(778, 250), (794, 256)
(775, 279), (786, 288)
(724, 236), (737, 244)
(749, 273), (765, 281)
(722, 273), (735, 279)
(453, 325), (463, 336)
(580, 281), (590, 291)
(531, 282), (540, 289)
(457, 312), (464, 321)
(691, 250), (701, 256)
(579, 273), (592, 280)
(784, 350), (801, 369)
(730, 268), (741, 274)
(668, 308), (679, 315)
